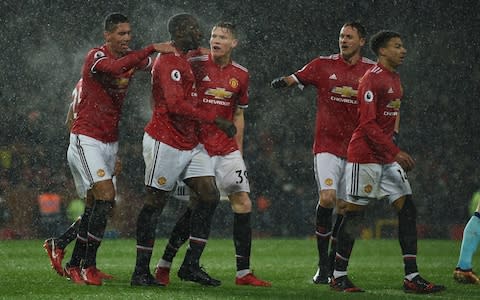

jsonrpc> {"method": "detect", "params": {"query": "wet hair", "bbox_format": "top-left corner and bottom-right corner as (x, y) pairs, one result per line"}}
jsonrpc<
(213, 21), (237, 38)
(370, 30), (401, 56)
(167, 13), (195, 38)
(104, 13), (129, 32)
(342, 21), (366, 39)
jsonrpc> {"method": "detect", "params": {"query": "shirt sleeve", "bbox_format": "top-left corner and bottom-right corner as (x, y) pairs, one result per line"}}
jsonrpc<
(294, 58), (321, 86)
(358, 75), (400, 157)
(91, 45), (156, 75)
(237, 73), (249, 108)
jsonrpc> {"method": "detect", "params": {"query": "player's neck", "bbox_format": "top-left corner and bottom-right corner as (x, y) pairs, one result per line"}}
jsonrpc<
(378, 58), (396, 72)
(341, 53), (361, 65)
(213, 54), (231, 68)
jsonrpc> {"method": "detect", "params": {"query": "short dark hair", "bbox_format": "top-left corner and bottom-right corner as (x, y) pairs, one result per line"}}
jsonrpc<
(104, 13), (129, 32)
(370, 30), (401, 56)
(167, 13), (195, 38)
(213, 21), (237, 38)
(342, 22), (366, 39)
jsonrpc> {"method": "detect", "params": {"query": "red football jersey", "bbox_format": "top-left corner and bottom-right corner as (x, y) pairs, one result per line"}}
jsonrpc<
(189, 54), (249, 156)
(145, 52), (217, 150)
(294, 54), (374, 157)
(347, 63), (402, 164)
(71, 44), (154, 142)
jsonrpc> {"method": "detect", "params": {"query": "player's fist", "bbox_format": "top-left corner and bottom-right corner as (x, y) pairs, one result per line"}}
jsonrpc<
(270, 77), (287, 88)
(215, 117), (237, 138)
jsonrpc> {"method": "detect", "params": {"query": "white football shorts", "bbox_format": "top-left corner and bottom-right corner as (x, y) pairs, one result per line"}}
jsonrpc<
(345, 161), (412, 206)
(143, 133), (214, 191)
(172, 150), (248, 201)
(67, 134), (118, 199)
(314, 152), (347, 200)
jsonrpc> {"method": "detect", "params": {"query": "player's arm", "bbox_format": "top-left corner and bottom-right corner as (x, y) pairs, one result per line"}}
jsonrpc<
(138, 43), (176, 71)
(233, 107), (245, 154)
(65, 102), (74, 131)
(271, 58), (320, 89)
(393, 112), (400, 145)
(358, 83), (414, 171)
(92, 45), (161, 75)
(270, 75), (298, 88)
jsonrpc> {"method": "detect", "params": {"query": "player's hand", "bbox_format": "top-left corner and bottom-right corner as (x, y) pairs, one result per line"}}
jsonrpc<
(270, 77), (287, 88)
(215, 117), (237, 138)
(153, 42), (175, 53)
(113, 158), (122, 176)
(394, 150), (415, 172)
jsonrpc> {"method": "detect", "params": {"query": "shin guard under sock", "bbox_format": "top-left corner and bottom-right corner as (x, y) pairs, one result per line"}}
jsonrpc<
(398, 196), (418, 275)
(234, 212), (252, 271)
(84, 200), (113, 268)
(315, 205), (333, 269)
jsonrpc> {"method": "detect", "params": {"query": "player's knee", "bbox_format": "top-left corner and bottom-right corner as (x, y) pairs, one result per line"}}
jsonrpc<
(336, 199), (347, 215)
(319, 191), (336, 208)
(144, 186), (167, 209)
(92, 180), (115, 201)
(230, 192), (251, 213)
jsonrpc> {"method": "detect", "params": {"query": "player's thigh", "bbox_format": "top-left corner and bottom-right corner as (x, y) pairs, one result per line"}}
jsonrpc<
(380, 162), (412, 204)
(68, 134), (116, 196)
(345, 162), (382, 206)
(314, 153), (346, 198)
(183, 144), (218, 197)
(142, 133), (192, 191)
(213, 151), (250, 195)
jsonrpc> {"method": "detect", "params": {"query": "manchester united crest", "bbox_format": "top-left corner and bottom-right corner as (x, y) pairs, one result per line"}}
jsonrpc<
(364, 184), (372, 194)
(158, 177), (167, 185)
(229, 78), (238, 88)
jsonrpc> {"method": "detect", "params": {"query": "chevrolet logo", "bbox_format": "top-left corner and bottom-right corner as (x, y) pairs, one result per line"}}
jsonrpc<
(387, 99), (401, 109)
(331, 86), (357, 98)
(205, 88), (233, 99)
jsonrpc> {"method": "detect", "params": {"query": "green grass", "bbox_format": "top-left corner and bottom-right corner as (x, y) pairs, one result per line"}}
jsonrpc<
(0, 238), (478, 299)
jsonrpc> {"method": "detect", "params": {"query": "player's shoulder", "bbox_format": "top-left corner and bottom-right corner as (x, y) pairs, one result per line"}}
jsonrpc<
(366, 64), (383, 76)
(86, 46), (108, 60)
(231, 60), (249, 73)
(188, 54), (208, 63)
(360, 64), (383, 85)
(360, 56), (376, 65)
(318, 54), (339, 60)
(157, 52), (189, 66)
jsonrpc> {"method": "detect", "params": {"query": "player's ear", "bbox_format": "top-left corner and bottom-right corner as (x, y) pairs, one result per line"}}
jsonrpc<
(359, 37), (366, 47)
(232, 39), (239, 48)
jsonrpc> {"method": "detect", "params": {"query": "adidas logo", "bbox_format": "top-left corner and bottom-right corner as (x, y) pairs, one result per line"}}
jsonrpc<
(202, 75), (211, 82)
(387, 87), (394, 94)
(329, 74), (337, 80)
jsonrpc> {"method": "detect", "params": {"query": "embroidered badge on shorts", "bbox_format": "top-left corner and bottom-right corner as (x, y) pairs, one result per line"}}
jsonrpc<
(158, 177), (167, 185)
(324, 178), (333, 186)
(97, 169), (105, 177)
(363, 184), (372, 193)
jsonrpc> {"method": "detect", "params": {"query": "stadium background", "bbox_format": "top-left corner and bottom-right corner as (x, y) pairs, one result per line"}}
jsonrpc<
(0, 0), (479, 239)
